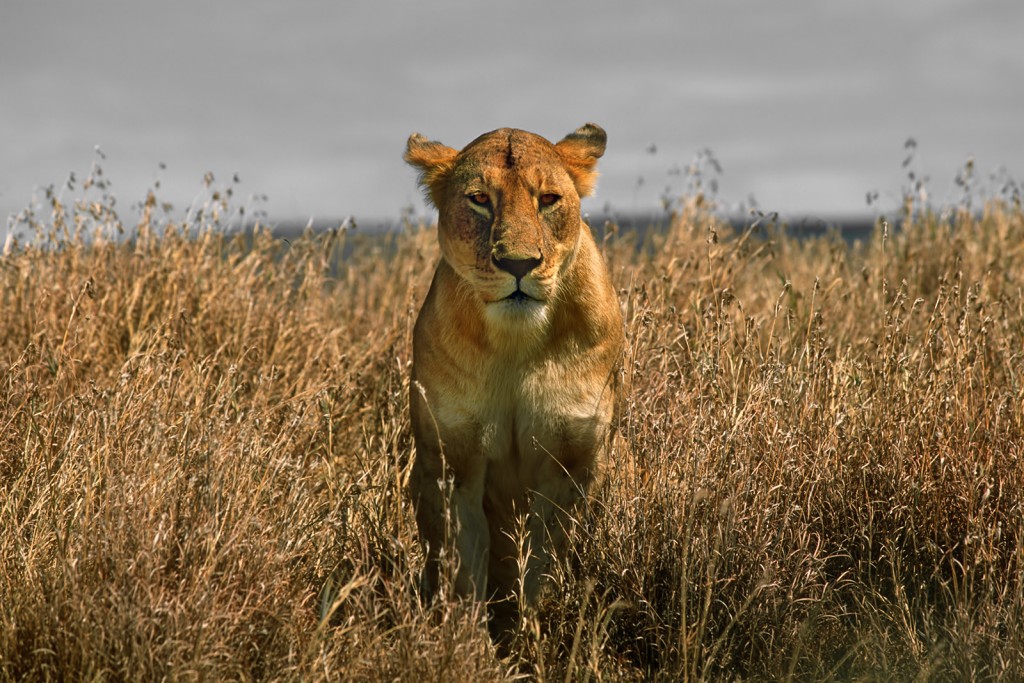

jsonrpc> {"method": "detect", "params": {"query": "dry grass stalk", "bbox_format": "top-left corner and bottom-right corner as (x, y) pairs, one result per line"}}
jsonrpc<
(1, 186), (1022, 680)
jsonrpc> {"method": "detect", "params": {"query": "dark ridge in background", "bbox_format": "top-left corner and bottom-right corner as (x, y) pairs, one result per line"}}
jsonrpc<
(268, 213), (880, 244)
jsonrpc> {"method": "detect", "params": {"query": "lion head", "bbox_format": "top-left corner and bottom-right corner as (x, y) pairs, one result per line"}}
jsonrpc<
(404, 124), (607, 334)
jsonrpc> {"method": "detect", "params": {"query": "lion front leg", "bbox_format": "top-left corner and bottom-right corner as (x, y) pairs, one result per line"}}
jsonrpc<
(521, 464), (593, 603)
(409, 447), (489, 602)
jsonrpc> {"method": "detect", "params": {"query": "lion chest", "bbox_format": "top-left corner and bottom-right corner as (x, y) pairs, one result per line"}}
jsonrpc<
(429, 355), (608, 477)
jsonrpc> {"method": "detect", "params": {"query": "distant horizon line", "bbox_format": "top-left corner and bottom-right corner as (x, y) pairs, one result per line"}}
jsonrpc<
(262, 209), (885, 236)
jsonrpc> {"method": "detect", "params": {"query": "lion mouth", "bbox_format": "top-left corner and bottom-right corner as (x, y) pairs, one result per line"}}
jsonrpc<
(505, 290), (533, 302)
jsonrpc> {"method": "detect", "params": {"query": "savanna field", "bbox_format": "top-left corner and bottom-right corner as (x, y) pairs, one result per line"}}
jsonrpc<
(1, 175), (1022, 681)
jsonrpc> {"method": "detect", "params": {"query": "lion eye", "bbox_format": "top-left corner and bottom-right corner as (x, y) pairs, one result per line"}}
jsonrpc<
(539, 193), (560, 207)
(469, 192), (490, 206)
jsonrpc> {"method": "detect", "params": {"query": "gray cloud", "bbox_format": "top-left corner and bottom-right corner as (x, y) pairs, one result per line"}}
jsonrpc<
(2, 0), (1022, 232)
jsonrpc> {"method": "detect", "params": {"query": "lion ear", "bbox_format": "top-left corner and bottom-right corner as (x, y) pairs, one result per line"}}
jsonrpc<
(404, 134), (458, 208)
(554, 123), (607, 198)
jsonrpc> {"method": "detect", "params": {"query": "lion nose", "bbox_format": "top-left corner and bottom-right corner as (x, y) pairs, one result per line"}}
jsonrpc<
(493, 255), (542, 280)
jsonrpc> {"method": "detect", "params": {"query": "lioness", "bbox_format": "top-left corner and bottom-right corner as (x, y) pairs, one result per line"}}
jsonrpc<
(404, 123), (623, 637)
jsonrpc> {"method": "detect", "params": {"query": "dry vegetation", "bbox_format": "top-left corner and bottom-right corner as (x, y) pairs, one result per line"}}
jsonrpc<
(1, 175), (1023, 681)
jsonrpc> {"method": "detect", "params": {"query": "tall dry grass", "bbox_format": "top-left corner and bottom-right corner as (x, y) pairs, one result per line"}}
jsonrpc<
(1, 181), (1022, 680)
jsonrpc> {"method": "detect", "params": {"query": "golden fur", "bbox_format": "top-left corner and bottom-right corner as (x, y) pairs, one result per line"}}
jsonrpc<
(404, 124), (624, 637)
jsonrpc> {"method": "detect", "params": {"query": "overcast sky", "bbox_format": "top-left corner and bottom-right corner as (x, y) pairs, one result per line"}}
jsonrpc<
(2, 0), (1022, 232)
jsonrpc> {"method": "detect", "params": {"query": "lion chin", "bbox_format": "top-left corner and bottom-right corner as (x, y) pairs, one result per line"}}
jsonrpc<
(484, 293), (550, 338)
(403, 123), (624, 644)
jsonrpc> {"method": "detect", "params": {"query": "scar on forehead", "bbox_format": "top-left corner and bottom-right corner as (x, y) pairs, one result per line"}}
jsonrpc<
(504, 133), (516, 169)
